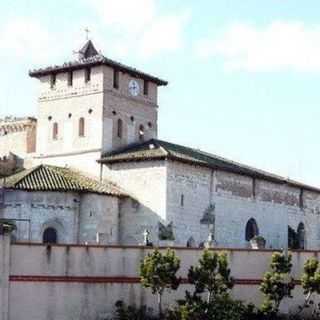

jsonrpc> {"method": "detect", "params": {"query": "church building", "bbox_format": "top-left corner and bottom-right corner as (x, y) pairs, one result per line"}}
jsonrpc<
(0, 39), (319, 250)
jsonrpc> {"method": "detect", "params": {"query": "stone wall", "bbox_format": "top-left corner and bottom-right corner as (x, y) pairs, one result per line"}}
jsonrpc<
(103, 161), (167, 245)
(0, 118), (36, 158)
(101, 159), (320, 249)
(1, 241), (320, 320)
(166, 160), (320, 249)
(0, 190), (120, 245)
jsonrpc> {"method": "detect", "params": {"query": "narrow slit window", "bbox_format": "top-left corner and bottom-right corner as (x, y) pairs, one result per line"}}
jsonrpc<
(143, 80), (149, 96)
(79, 117), (85, 137)
(68, 71), (73, 86)
(180, 194), (184, 207)
(52, 122), (58, 140)
(113, 69), (119, 89)
(50, 74), (56, 89)
(117, 118), (123, 138)
(85, 68), (91, 83)
(139, 125), (145, 141)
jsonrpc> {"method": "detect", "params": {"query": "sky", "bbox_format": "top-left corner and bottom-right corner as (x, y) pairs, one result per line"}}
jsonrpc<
(1, 0), (320, 186)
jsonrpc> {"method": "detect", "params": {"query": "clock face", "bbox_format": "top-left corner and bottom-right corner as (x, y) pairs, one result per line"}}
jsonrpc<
(128, 79), (140, 96)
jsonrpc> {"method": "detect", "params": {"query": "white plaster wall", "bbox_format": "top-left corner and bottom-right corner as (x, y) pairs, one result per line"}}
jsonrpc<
(36, 66), (104, 158)
(79, 194), (120, 245)
(102, 65), (158, 153)
(103, 161), (167, 245)
(6, 244), (320, 320)
(34, 150), (102, 178)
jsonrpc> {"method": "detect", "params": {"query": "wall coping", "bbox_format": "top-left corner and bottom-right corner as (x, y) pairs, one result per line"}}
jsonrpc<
(12, 242), (286, 252)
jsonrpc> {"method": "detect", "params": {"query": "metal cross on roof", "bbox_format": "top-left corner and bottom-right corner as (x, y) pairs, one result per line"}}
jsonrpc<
(84, 27), (90, 40)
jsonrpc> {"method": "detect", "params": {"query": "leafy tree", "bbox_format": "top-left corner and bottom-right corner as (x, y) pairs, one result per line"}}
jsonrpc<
(140, 249), (180, 317)
(167, 250), (241, 320)
(260, 252), (295, 316)
(296, 257), (320, 318)
(188, 249), (234, 303)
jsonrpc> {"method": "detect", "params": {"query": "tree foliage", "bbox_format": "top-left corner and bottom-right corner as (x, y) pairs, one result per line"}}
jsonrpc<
(297, 257), (320, 318)
(140, 249), (180, 317)
(260, 252), (295, 315)
(188, 250), (234, 302)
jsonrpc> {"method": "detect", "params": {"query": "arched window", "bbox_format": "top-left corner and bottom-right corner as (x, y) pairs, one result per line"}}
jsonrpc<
(288, 226), (298, 249)
(117, 119), (123, 138)
(245, 218), (259, 241)
(297, 222), (305, 250)
(52, 122), (58, 140)
(79, 117), (85, 137)
(139, 125), (145, 141)
(43, 227), (57, 244)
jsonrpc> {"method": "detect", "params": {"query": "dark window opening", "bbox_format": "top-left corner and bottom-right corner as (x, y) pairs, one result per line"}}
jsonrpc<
(297, 222), (305, 250)
(130, 116), (135, 122)
(88, 108), (93, 114)
(68, 71), (73, 86)
(143, 80), (149, 95)
(117, 119), (123, 138)
(139, 125), (145, 141)
(50, 74), (56, 89)
(43, 227), (57, 244)
(245, 218), (259, 241)
(113, 69), (119, 89)
(52, 122), (58, 140)
(180, 194), (184, 207)
(85, 68), (91, 83)
(79, 117), (85, 137)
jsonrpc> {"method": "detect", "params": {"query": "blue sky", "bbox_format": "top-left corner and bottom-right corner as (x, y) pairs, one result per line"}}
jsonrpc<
(1, 0), (320, 186)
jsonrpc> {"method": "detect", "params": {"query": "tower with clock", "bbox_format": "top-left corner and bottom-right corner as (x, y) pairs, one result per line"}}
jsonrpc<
(29, 40), (167, 176)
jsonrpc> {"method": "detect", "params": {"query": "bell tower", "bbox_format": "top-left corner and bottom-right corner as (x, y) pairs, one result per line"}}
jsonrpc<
(29, 40), (167, 176)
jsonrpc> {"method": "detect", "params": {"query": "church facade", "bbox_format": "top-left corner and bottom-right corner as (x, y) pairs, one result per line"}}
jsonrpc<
(0, 40), (318, 250)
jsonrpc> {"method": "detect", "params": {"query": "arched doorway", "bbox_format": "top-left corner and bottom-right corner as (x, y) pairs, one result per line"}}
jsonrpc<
(43, 227), (57, 244)
(245, 218), (259, 241)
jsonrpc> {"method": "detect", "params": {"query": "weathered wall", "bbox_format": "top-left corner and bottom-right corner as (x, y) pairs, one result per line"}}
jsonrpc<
(0, 190), (119, 245)
(104, 161), (167, 245)
(2, 242), (320, 320)
(0, 233), (10, 320)
(102, 65), (158, 153)
(79, 194), (120, 244)
(35, 66), (104, 178)
(166, 160), (320, 249)
(1, 190), (80, 243)
(0, 118), (36, 158)
(34, 150), (102, 178)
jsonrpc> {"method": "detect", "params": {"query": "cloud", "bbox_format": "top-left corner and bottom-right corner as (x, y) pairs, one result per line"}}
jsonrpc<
(88, 0), (190, 58)
(196, 21), (320, 72)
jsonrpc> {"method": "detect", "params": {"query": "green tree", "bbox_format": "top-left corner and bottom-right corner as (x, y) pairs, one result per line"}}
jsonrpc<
(140, 249), (180, 317)
(260, 252), (295, 316)
(297, 257), (320, 318)
(188, 249), (234, 303)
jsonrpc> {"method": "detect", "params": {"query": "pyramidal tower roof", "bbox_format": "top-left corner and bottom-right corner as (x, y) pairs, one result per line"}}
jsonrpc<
(29, 39), (168, 86)
(78, 40), (99, 59)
